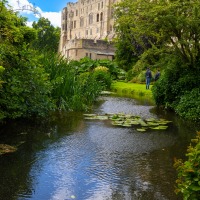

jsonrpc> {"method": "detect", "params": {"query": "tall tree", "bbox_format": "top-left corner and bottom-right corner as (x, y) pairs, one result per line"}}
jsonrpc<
(32, 17), (60, 53)
(114, 0), (200, 68)
(0, 2), (54, 120)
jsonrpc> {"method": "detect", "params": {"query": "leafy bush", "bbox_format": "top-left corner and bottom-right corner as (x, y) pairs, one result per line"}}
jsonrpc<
(0, 48), (54, 119)
(175, 88), (200, 121)
(174, 131), (200, 200)
(40, 54), (102, 111)
(92, 70), (112, 90)
(94, 66), (109, 72)
(152, 54), (200, 112)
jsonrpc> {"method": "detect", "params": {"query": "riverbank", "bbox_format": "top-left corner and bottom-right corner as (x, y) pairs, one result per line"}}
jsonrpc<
(110, 81), (154, 104)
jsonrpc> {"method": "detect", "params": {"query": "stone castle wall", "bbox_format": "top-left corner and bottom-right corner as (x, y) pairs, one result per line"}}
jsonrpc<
(59, 0), (120, 60)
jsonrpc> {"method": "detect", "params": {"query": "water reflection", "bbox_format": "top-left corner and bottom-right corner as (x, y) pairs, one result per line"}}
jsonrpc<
(0, 96), (199, 200)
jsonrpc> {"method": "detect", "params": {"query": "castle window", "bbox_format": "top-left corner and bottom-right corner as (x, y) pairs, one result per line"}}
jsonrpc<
(89, 13), (93, 24)
(96, 27), (99, 33)
(98, 3), (100, 10)
(97, 13), (99, 22)
(86, 30), (88, 35)
(74, 21), (76, 28)
(100, 12), (103, 21)
(90, 29), (92, 35)
(80, 17), (84, 27)
(76, 50), (78, 56)
(86, 53), (88, 57)
(76, 10), (78, 16)
(101, 2), (103, 8)
(70, 21), (73, 29)
(69, 11), (74, 18)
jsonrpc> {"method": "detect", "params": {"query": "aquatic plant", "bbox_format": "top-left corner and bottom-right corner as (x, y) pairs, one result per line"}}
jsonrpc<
(83, 112), (172, 132)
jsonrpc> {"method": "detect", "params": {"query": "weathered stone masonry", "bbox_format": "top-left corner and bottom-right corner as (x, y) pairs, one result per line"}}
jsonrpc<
(59, 0), (120, 60)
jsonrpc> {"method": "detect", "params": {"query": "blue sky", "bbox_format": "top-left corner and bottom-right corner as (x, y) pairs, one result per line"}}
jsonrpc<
(7, 0), (77, 27)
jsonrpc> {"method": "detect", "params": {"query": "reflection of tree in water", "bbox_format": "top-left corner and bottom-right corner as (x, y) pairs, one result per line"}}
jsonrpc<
(0, 111), (85, 200)
(128, 151), (182, 200)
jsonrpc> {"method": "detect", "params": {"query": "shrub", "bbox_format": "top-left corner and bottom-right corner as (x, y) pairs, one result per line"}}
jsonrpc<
(152, 55), (200, 111)
(94, 66), (109, 72)
(92, 70), (112, 90)
(174, 131), (200, 200)
(175, 88), (200, 121)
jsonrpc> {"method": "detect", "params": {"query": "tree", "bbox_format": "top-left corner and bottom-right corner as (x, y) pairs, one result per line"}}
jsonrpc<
(115, 0), (200, 120)
(0, 2), (54, 120)
(32, 17), (60, 53)
(114, 0), (200, 68)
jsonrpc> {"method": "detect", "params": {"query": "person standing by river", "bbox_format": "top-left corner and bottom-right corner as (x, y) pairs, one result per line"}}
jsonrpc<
(145, 67), (152, 89)
(154, 69), (160, 81)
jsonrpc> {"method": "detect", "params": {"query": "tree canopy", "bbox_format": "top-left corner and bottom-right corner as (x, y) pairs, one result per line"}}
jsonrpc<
(32, 17), (60, 53)
(114, 0), (200, 68)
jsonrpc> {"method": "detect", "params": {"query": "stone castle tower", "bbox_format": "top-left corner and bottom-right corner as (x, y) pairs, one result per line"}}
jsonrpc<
(59, 0), (120, 60)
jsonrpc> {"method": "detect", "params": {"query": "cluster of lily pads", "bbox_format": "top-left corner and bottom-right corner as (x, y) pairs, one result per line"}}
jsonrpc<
(83, 113), (172, 132)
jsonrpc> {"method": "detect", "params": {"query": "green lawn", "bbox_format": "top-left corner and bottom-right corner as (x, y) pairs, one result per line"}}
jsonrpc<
(110, 81), (154, 104)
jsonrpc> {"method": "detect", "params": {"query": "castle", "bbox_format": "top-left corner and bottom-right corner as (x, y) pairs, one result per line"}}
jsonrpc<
(59, 0), (120, 61)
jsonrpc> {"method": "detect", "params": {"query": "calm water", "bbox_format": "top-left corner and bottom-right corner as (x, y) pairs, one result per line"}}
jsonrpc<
(0, 95), (199, 200)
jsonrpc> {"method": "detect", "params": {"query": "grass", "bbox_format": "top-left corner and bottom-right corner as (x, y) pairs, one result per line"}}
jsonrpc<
(110, 81), (154, 104)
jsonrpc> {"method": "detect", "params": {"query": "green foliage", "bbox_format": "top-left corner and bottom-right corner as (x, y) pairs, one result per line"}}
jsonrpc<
(40, 53), (102, 111)
(152, 54), (200, 114)
(92, 70), (112, 90)
(0, 2), (114, 121)
(115, 0), (200, 68)
(0, 47), (54, 119)
(175, 88), (200, 121)
(115, 0), (200, 120)
(0, 3), (54, 120)
(174, 131), (200, 200)
(0, 3), (36, 46)
(32, 17), (60, 53)
(71, 57), (122, 80)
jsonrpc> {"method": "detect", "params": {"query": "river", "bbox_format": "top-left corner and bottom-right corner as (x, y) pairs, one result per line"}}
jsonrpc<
(0, 95), (199, 200)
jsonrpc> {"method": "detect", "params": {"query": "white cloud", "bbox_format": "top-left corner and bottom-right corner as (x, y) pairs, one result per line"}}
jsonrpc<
(7, 0), (61, 27)
(26, 21), (34, 27)
(41, 11), (61, 28)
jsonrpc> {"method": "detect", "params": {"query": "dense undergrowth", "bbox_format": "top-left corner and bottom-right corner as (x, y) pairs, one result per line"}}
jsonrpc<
(0, 2), (122, 121)
(174, 131), (200, 200)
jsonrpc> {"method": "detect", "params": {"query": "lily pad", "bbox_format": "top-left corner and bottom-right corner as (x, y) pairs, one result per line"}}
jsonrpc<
(151, 126), (168, 130)
(83, 114), (97, 117)
(147, 122), (160, 126)
(138, 119), (148, 127)
(96, 116), (109, 120)
(112, 121), (124, 126)
(83, 112), (172, 132)
(146, 118), (157, 122)
(130, 120), (140, 125)
(137, 128), (146, 132)
(122, 123), (132, 127)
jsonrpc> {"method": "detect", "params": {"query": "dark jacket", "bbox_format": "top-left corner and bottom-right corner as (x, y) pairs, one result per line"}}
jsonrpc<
(145, 69), (152, 78)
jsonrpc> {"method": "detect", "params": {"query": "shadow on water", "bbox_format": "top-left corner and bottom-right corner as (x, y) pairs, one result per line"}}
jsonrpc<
(0, 95), (199, 200)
